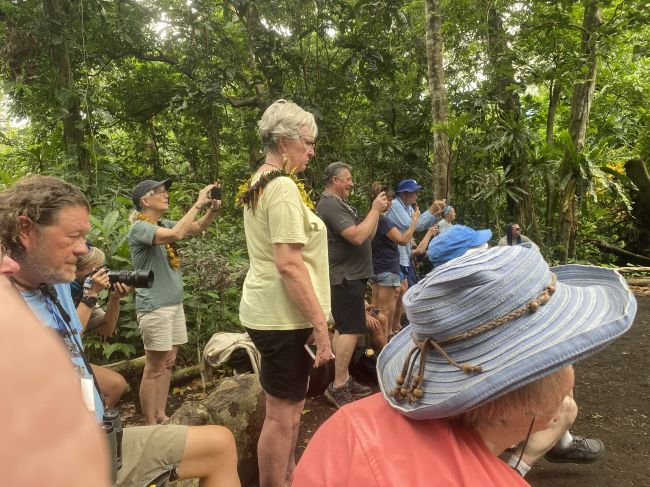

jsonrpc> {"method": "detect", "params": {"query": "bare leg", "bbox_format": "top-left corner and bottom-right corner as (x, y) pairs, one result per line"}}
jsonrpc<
(91, 364), (127, 409)
(257, 393), (305, 487)
(139, 348), (176, 425)
(375, 286), (399, 338)
(392, 279), (408, 332)
(176, 425), (241, 487)
(285, 401), (305, 487)
(333, 333), (361, 388)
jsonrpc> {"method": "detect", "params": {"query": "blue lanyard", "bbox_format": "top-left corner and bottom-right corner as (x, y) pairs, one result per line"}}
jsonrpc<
(43, 293), (83, 359)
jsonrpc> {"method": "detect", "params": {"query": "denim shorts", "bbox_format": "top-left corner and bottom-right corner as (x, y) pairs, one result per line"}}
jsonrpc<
(372, 271), (401, 288)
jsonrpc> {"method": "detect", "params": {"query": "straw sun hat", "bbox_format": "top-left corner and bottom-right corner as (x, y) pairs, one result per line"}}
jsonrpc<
(377, 244), (636, 420)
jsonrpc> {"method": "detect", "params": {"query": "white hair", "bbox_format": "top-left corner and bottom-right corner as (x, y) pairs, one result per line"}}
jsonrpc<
(257, 99), (318, 154)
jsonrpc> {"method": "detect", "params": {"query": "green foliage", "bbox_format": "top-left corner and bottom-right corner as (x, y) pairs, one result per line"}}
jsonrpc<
(1, 0), (649, 362)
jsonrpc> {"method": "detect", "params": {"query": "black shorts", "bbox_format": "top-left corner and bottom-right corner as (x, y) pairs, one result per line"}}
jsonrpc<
(330, 278), (367, 335)
(245, 327), (313, 401)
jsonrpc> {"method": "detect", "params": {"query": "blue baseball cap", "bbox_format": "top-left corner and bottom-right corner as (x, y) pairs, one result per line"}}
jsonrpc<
(427, 225), (492, 267)
(396, 179), (422, 193)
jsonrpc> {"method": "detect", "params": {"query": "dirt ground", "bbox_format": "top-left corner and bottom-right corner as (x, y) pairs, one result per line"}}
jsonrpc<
(122, 296), (649, 486)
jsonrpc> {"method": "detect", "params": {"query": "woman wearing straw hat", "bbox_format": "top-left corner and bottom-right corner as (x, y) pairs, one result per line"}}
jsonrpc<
(293, 244), (636, 485)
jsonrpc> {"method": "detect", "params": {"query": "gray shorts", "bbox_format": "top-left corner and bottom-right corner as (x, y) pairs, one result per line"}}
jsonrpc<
(137, 303), (188, 351)
(116, 425), (187, 487)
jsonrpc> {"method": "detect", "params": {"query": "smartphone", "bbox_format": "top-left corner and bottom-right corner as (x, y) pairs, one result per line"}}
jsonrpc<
(304, 344), (317, 360)
(304, 344), (335, 361)
(210, 186), (221, 200)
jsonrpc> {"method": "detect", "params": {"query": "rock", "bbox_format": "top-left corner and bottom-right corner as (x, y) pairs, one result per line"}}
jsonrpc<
(170, 373), (265, 487)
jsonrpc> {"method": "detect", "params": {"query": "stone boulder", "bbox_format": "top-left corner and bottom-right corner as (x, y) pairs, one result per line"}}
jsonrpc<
(172, 373), (265, 487)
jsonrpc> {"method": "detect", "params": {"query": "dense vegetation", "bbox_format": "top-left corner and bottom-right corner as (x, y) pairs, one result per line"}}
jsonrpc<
(1, 0), (649, 364)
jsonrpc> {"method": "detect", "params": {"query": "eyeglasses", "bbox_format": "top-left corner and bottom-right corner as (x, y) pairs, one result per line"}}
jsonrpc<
(151, 187), (168, 195)
(299, 135), (316, 149)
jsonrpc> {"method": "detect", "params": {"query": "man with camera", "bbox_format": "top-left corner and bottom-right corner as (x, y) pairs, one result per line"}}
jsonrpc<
(0, 175), (240, 487)
(128, 178), (221, 425)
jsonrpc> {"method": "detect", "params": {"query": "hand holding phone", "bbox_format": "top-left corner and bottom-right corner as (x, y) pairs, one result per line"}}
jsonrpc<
(304, 343), (316, 360)
(304, 343), (335, 363)
(210, 186), (221, 200)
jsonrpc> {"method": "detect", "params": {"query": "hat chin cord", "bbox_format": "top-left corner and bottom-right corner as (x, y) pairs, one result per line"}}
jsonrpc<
(390, 274), (557, 406)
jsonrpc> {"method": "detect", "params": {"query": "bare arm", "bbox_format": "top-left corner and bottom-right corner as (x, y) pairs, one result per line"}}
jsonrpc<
(272, 242), (332, 367)
(152, 183), (217, 245)
(188, 182), (222, 235)
(385, 206), (420, 245)
(76, 268), (110, 331)
(339, 192), (388, 246)
(92, 283), (132, 336)
(412, 225), (439, 258)
(2, 276), (110, 487)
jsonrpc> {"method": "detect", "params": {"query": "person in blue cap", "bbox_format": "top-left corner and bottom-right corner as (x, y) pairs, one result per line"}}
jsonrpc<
(386, 179), (445, 333)
(386, 179), (445, 286)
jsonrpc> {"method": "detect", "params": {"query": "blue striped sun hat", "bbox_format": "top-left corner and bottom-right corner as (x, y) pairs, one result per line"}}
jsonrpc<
(377, 243), (636, 419)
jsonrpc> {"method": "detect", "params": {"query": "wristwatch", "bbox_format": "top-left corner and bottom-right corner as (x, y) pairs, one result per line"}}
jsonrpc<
(80, 294), (98, 307)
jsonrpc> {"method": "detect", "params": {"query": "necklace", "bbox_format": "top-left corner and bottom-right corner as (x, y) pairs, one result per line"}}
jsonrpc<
(236, 169), (314, 211)
(135, 213), (181, 269)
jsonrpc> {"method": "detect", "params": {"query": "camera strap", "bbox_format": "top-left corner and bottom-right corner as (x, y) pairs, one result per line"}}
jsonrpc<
(39, 284), (105, 408)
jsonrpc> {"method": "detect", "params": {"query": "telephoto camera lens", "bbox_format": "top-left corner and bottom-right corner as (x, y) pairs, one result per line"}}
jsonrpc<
(107, 269), (154, 288)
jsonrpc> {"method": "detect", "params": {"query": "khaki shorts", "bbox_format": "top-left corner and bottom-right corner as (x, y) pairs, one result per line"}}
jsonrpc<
(137, 303), (188, 351)
(116, 425), (187, 487)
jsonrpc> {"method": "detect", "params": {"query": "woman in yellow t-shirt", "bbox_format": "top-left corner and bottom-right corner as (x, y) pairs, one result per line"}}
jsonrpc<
(238, 99), (333, 487)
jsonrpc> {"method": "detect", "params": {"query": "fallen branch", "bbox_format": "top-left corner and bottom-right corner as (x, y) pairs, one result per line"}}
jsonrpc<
(592, 240), (650, 266)
(614, 267), (650, 274)
(626, 278), (650, 287)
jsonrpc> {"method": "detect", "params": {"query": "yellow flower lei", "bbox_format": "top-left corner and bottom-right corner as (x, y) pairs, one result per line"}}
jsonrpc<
(135, 213), (181, 269)
(235, 169), (315, 211)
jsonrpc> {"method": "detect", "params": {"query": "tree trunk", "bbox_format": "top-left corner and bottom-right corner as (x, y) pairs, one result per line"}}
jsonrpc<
(546, 79), (562, 145)
(624, 158), (650, 253)
(200, 106), (221, 180)
(544, 80), (562, 244)
(557, 0), (601, 262)
(424, 0), (451, 200)
(485, 5), (536, 236)
(41, 0), (89, 177)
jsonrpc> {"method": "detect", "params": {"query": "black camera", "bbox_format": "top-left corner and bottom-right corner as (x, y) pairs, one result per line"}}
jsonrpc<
(210, 186), (221, 200)
(107, 269), (154, 288)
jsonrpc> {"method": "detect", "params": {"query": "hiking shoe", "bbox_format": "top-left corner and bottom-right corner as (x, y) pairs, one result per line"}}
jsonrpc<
(346, 376), (373, 398)
(324, 382), (355, 409)
(544, 436), (606, 464)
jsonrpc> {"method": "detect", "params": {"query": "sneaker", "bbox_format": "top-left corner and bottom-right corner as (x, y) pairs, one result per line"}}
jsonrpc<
(346, 376), (373, 398)
(324, 382), (355, 409)
(544, 436), (606, 464)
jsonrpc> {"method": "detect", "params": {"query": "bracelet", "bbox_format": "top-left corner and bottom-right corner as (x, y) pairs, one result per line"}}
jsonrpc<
(194, 204), (202, 210)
